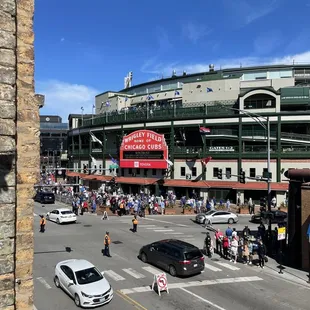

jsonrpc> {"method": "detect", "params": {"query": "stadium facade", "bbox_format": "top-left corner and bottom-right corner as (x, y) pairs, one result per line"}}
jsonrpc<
(67, 64), (310, 205)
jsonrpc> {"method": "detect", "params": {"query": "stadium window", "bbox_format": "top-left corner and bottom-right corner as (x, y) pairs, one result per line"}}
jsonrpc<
(136, 168), (140, 175)
(121, 168), (124, 176)
(213, 167), (219, 178)
(129, 168), (132, 174)
(192, 167), (197, 177)
(152, 169), (156, 176)
(180, 167), (185, 176)
(144, 169), (148, 177)
(250, 168), (256, 178)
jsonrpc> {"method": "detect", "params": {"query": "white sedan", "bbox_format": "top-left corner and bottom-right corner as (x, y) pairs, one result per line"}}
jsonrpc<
(46, 208), (76, 224)
(54, 259), (113, 308)
(196, 210), (239, 225)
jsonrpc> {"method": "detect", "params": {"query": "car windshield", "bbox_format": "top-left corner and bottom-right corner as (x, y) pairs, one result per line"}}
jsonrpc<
(185, 250), (202, 260)
(75, 267), (103, 285)
(205, 210), (216, 215)
(61, 211), (73, 215)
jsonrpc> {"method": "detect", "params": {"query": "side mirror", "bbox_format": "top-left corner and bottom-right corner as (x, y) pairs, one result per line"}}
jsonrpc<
(68, 280), (74, 286)
(101, 271), (105, 275)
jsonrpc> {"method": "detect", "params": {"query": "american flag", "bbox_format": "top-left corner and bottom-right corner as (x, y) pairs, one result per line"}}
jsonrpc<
(199, 127), (211, 134)
(201, 156), (212, 165)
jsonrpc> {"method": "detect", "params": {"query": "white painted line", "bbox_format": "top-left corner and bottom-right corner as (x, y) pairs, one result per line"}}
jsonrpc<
(154, 229), (174, 232)
(122, 268), (145, 279)
(119, 276), (263, 295)
(204, 264), (222, 272)
(33, 213), (38, 217)
(104, 270), (125, 281)
(146, 226), (164, 229)
(214, 262), (240, 271)
(36, 277), (52, 289)
(138, 225), (156, 227)
(164, 232), (184, 235)
(143, 217), (188, 227)
(142, 266), (161, 275)
(34, 306), (38, 310)
(180, 287), (227, 310)
(182, 239), (196, 243)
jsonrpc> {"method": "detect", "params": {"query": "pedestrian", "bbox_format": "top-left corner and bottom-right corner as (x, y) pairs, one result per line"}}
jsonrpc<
(215, 229), (223, 257)
(204, 232), (212, 257)
(243, 241), (250, 264)
(223, 236), (229, 259)
(39, 215), (46, 233)
(230, 236), (239, 264)
(225, 225), (233, 240)
(103, 231), (111, 257)
(257, 239), (267, 268)
(132, 215), (138, 233)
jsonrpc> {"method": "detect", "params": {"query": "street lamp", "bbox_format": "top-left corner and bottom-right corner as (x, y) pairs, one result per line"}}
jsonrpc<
(81, 107), (84, 126)
(219, 105), (272, 237)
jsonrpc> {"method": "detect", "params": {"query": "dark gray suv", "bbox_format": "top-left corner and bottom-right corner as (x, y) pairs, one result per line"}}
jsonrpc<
(139, 239), (205, 277)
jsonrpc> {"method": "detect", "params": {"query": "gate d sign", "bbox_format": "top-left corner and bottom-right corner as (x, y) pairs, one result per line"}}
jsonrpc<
(151, 273), (169, 296)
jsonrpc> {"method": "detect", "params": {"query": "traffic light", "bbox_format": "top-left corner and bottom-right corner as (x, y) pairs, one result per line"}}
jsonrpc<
(240, 169), (246, 184)
(226, 169), (231, 179)
(83, 164), (87, 174)
(217, 168), (222, 179)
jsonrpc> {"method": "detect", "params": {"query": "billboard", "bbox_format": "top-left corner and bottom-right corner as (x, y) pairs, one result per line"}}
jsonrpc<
(120, 130), (168, 169)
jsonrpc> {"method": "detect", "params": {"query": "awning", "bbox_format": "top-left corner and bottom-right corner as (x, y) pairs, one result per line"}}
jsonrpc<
(116, 177), (159, 186)
(162, 179), (209, 188)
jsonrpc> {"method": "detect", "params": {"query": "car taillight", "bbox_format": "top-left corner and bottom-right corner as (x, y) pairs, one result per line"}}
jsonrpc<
(179, 260), (191, 265)
(199, 256), (204, 261)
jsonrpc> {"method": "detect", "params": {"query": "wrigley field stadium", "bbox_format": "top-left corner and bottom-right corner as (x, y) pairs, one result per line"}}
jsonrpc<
(66, 64), (310, 205)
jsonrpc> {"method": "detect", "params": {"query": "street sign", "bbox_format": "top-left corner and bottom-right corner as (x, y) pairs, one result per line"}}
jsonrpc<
(152, 273), (169, 296)
(278, 227), (286, 241)
(109, 164), (119, 169)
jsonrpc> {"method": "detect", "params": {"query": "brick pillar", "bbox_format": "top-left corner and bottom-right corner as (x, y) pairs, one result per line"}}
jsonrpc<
(0, 0), (38, 309)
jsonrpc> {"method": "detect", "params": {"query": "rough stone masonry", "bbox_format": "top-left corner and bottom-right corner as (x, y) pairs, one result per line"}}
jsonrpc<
(0, 0), (40, 309)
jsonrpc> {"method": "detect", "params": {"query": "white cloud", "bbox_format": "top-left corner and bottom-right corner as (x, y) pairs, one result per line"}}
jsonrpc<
(182, 22), (212, 43)
(144, 50), (310, 77)
(36, 80), (99, 120)
(60, 38), (65, 42)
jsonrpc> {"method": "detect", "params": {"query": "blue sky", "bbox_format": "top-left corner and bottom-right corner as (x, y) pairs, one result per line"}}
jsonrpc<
(36, 0), (310, 120)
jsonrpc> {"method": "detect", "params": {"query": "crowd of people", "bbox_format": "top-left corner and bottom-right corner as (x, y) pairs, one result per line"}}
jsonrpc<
(204, 225), (268, 268)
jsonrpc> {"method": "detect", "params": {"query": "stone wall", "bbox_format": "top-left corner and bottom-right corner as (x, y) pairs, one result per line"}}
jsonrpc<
(0, 0), (38, 309)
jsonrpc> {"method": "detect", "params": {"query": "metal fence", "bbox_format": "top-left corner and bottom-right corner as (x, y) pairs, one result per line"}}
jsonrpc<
(55, 194), (73, 206)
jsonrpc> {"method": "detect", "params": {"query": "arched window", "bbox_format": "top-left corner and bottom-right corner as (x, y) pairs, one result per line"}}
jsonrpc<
(244, 93), (276, 109)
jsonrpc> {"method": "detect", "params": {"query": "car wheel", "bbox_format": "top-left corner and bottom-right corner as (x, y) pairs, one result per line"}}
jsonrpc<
(141, 252), (148, 263)
(54, 276), (60, 288)
(228, 218), (234, 224)
(169, 265), (177, 277)
(74, 294), (81, 307)
(56, 218), (60, 224)
(202, 218), (206, 224)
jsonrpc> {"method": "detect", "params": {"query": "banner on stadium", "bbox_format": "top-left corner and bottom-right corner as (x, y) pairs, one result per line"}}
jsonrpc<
(119, 130), (168, 169)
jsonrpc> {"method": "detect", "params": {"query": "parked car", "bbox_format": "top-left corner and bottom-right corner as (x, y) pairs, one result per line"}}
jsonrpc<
(250, 210), (287, 224)
(54, 259), (113, 308)
(139, 239), (204, 277)
(46, 208), (77, 224)
(195, 210), (238, 225)
(34, 191), (55, 204)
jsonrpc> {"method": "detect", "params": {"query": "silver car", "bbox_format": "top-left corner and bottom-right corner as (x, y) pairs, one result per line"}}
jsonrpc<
(195, 210), (238, 225)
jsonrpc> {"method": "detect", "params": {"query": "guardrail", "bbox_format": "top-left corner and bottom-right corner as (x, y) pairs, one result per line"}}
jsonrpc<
(55, 194), (73, 206)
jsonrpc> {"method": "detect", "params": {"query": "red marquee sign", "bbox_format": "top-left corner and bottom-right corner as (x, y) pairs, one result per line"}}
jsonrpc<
(120, 130), (168, 169)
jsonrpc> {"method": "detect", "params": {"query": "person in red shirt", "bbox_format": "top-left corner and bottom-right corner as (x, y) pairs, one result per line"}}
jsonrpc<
(215, 229), (224, 257)
(223, 236), (229, 259)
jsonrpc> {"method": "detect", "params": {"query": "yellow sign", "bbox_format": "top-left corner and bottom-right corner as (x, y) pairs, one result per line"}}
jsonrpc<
(278, 227), (286, 240)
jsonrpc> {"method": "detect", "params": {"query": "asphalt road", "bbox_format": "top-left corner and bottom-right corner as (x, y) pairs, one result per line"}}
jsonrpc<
(33, 201), (310, 310)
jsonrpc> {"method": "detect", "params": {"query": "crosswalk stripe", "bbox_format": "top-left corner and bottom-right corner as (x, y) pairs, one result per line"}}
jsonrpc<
(214, 262), (240, 271)
(122, 268), (145, 279)
(142, 266), (161, 275)
(104, 270), (125, 281)
(165, 232), (184, 235)
(146, 227), (164, 229)
(36, 277), (51, 289)
(138, 225), (156, 227)
(182, 239), (196, 243)
(204, 263), (222, 272)
(154, 229), (174, 232)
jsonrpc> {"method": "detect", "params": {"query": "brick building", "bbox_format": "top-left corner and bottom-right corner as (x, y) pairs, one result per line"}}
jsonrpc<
(0, 1), (40, 309)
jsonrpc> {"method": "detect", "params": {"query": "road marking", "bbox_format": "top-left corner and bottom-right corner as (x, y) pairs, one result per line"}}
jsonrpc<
(36, 277), (52, 289)
(204, 263), (222, 272)
(138, 225), (156, 227)
(180, 287), (227, 310)
(214, 262), (240, 271)
(122, 268), (146, 279)
(182, 238), (196, 243)
(143, 217), (189, 227)
(165, 232), (184, 235)
(116, 290), (147, 310)
(146, 226), (164, 230)
(104, 270), (125, 281)
(142, 266), (161, 275)
(119, 276), (263, 295)
(34, 306), (38, 310)
(154, 229), (174, 232)
(33, 213), (38, 217)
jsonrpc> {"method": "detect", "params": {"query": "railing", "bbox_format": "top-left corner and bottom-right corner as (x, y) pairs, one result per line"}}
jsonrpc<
(281, 132), (310, 142)
(243, 146), (276, 153)
(83, 102), (237, 127)
(55, 194), (73, 206)
(282, 145), (310, 153)
(174, 146), (203, 155)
